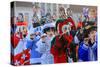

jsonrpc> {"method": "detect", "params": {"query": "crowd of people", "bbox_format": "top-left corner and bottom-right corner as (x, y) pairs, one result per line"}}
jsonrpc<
(11, 5), (97, 65)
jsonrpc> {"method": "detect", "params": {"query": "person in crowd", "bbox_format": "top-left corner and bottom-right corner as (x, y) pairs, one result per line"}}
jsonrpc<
(36, 22), (55, 64)
(17, 13), (24, 22)
(88, 26), (97, 61)
(78, 26), (97, 61)
(78, 31), (90, 61)
(50, 7), (77, 63)
(26, 31), (42, 64)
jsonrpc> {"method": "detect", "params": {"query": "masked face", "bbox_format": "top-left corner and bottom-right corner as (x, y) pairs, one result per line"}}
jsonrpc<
(62, 24), (71, 34)
(67, 9), (72, 17)
(57, 18), (74, 34)
(59, 7), (66, 18)
(30, 34), (36, 40)
(59, 11), (65, 17)
(18, 14), (23, 22)
(83, 8), (89, 18)
(57, 22), (72, 35)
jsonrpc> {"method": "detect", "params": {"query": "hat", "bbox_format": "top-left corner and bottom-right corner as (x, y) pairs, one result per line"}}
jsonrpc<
(41, 33), (47, 38)
(43, 23), (55, 31)
(43, 23), (55, 29)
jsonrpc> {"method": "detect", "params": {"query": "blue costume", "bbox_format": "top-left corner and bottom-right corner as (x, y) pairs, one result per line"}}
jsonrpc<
(26, 37), (41, 58)
(26, 26), (43, 64)
(78, 41), (97, 62)
(26, 36), (42, 64)
(78, 42), (89, 61)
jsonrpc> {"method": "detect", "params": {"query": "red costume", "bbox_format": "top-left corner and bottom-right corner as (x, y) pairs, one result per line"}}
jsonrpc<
(50, 17), (76, 63)
(11, 21), (30, 65)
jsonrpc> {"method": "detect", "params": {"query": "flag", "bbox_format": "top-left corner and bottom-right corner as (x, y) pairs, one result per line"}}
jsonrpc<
(13, 49), (30, 66)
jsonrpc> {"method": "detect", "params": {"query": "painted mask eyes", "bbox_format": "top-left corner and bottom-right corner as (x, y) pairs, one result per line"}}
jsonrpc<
(62, 25), (70, 33)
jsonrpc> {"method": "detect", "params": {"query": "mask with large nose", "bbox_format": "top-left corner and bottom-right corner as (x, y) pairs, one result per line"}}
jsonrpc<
(56, 17), (75, 46)
(57, 17), (75, 35)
